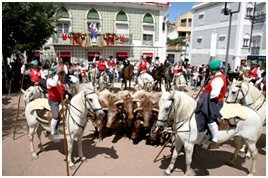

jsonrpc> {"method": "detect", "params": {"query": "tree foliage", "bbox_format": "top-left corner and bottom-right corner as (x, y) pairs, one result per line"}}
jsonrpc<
(166, 37), (184, 46)
(2, 2), (57, 93)
(2, 2), (57, 57)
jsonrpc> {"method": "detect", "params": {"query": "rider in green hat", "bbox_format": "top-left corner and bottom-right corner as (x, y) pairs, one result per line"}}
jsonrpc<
(195, 59), (227, 149)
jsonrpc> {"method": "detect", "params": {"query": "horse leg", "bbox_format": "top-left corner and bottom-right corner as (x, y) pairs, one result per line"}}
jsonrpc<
(28, 126), (38, 159)
(36, 125), (44, 152)
(184, 143), (195, 175)
(67, 134), (75, 168)
(164, 139), (183, 175)
(77, 133), (87, 162)
(227, 136), (244, 166)
(245, 140), (258, 176)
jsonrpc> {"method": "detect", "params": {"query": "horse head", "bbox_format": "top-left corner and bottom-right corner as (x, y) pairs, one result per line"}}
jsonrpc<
(83, 89), (105, 119)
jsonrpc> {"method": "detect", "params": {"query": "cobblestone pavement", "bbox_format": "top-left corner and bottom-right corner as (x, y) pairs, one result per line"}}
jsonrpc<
(2, 83), (266, 176)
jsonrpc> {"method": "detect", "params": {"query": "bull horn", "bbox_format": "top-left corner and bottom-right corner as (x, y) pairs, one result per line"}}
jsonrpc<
(133, 99), (141, 102)
(114, 100), (123, 105)
(154, 126), (159, 133)
(21, 89), (25, 94)
(102, 108), (108, 111)
(152, 108), (159, 112)
(134, 107), (142, 113)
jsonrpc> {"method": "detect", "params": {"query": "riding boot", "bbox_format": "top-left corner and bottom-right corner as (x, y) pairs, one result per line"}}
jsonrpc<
(50, 118), (60, 142)
(208, 122), (220, 149)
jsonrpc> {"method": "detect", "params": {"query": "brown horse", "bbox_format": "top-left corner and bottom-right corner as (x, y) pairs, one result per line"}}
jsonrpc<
(152, 65), (166, 91)
(122, 65), (134, 90)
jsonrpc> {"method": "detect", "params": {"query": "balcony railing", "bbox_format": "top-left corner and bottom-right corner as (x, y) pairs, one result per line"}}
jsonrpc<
(251, 46), (260, 55)
(143, 40), (153, 46)
(52, 33), (133, 46)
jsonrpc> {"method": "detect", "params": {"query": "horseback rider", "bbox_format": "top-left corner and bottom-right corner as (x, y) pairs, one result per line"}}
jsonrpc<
(134, 55), (149, 84)
(46, 66), (70, 142)
(195, 59), (227, 149)
(96, 55), (113, 85)
(249, 61), (261, 84)
(154, 56), (160, 67)
(21, 60), (41, 86)
(121, 56), (130, 82)
(107, 55), (117, 81)
(172, 61), (185, 85)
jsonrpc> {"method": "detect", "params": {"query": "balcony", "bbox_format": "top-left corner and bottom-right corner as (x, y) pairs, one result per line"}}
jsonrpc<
(52, 33), (133, 46)
(116, 34), (133, 46)
(251, 46), (260, 55)
(143, 40), (153, 46)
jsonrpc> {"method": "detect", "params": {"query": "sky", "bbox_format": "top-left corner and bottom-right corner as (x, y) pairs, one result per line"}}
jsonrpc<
(168, 2), (194, 22)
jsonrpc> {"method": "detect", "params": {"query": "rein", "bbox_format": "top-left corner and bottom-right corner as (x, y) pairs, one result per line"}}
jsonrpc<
(234, 81), (265, 111)
(66, 91), (102, 132)
(157, 96), (191, 133)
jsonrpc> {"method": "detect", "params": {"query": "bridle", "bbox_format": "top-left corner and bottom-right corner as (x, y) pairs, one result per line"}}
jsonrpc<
(67, 90), (102, 132)
(229, 81), (265, 111)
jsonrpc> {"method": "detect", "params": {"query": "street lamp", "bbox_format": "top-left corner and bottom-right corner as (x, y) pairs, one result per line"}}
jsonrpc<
(223, 2), (240, 74)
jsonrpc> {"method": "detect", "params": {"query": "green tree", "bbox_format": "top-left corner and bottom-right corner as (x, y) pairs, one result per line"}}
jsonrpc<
(167, 37), (184, 46)
(2, 2), (57, 93)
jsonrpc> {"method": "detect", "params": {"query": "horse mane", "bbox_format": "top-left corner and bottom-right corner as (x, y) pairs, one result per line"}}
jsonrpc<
(172, 91), (197, 122)
(242, 81), (263, 105)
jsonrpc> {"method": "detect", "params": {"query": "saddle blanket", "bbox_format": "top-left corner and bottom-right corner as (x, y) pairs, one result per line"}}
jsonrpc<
(220, 102), (247, 120)
(27, 98), (63, 113)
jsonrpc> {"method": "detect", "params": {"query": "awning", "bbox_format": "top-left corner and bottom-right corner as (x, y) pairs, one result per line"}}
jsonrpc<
(116, 52), (128, 58)
(58, 52), (71, 57)
(88, 52), (100, 57)
(143, 52), (153, 57)
(247, 55), (266, 61)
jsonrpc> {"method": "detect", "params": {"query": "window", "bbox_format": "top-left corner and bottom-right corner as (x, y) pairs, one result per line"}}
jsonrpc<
(243, 33), (250, 47)
(143, 34), (153, 46)
(55, 7), (71, 41)
(87, 8), (99, 20)
(188, 18), (192, 27)
(198, 13), (205, 25)
(142, 13), (154, 46)
(197, 37), (203, 48)
(251, 36), (261, 55)
(116, 10), (128, 21)
(246, 3), (254, 18)
(181, 19), (187, 27)
(57, 7), (69, 19)
(87, 8), (101, 45)
(56, 23), (69, 38)
(143, 13), (154, 23)
(218, 36), (226, 49)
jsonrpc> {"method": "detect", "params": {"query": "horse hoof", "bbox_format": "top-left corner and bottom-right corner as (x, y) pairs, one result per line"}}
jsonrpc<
(226, 160), (234, 166)
(32, 155), (39, 160)
(81, 157), (87, 162)
(163, 171), (170, 176)
(69, 164), (76, 170)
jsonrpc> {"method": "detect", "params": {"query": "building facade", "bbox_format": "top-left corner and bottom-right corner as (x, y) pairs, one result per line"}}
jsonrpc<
(247, 2), (266, 69)
(177, 12), (192, 41)
(190, 2), (266, 70)
(41, 2), (169, 65)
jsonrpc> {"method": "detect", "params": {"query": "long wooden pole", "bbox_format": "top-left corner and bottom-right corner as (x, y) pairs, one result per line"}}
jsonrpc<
(13, 70), (26, 140)
(61, 84), (70, 176)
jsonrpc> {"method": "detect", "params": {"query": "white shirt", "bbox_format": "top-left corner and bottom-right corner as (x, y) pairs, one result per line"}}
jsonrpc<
(210, 72), (224, 99)
(47, 75), (60, 89)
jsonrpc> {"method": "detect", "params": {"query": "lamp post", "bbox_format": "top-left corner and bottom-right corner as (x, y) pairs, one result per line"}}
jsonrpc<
(223, 2), (241, 74)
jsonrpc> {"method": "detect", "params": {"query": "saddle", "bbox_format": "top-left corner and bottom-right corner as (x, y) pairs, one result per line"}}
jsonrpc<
(218, 117), (238, 130)
(35, 108), (66, 125)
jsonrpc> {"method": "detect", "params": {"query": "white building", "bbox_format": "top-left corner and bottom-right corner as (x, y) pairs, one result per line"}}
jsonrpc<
(41, 2), (169, 65)
(190, 2), (266, 70)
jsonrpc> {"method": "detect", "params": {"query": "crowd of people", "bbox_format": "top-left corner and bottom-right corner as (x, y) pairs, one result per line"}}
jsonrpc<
(5, 53), (266, 95)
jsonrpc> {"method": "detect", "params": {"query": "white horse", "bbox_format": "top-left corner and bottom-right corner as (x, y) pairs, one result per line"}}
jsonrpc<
(25, 88), (105, 168)
(226, 78), (266, 125)
(226, 79), (266, 158)
(22, 86), (44, 106)
(174, 72), (187, 91)
(137, 72), (156, 91)
(156, 91), (262, 176)
(69, 75), (80, 94)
